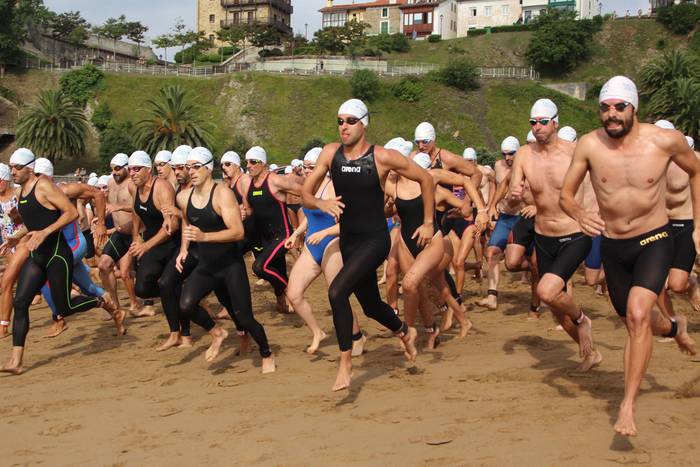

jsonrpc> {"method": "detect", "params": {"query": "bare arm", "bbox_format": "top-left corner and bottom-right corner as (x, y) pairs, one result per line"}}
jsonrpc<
(27, 179), (79, 251)
(442, 151), (483, 189)
(508, 148), (527, 200)
(381, 147), (435, 226)
(301, 143), (344, 219)
(272, 173), (304, 196)
(145, 180), (178, 250)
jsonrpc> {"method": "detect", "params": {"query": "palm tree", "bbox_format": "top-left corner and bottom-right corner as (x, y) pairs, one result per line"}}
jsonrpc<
(639, 50), (700, 139)
(134, 85), (214, 153)
(15, 90), (88, 163)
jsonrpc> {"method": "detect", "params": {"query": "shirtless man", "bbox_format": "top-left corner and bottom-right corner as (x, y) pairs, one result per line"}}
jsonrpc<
(154, 150), (177, 189)
(560, 76), (698, 436)
(479, 136), (524, 310)
(655, 124), (700, 320)
(98, 153), (140, 316)
(462, 147), (496, 279)
(510, 99), (600, 370)
(286, 159), (304, 230)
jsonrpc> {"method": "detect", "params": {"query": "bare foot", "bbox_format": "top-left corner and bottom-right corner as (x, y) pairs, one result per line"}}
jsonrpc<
(351, 333), (367, 357)
(43, 319), (68, 338)
(657, 337), (675, 343)
(128, 302), (139, 317)
(576, 314), (594, 357)
(426, 326), (440, 350)
(673, 315), (697, 355)
(31, 295), (42, 306)
(205, 328), (228, 362)
(178, 336), (194, 348)
(1, 359), (23, 375)
(614, 403), (637, 437)
(577, 349), (603, 372)
(400, 326), (418, 362)
(111, 309), (126, 336)
(441, 308), (454, 331)
(0, 325), (11, 339)
(307, 330), (327, 354)
(458, 318), (472, 338)
(214, 309), (231, 320)
(527, 308), (540, 320)
(476, 295), (497, 310)
(100, 293), (117, 315)
(688, 276), (700, 313)
(332, 360), (352, 391)
(135, 304), (156, 317)
(255, 278), (265, 286)
(262, 354), (276, 374)
(156, 333), (181, 351)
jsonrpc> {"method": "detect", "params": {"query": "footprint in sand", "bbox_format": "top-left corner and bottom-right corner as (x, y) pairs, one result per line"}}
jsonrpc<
(40, 422), (82, 436)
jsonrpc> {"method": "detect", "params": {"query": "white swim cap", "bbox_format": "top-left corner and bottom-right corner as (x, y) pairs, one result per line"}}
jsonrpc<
(526, 130), (535, 143)
(384, 137), (413, 157)
(269, 163), (279, 171)
(89, 172), (97, 178)
(414, 122), (436, 142)
(188, 147), (214, 171)
(463, 147), (477, 160)
(34, 158), (54, 177)
(97, 175), (111, 187)
(284, 166), (293, 174)
(0, 164), (10, 181)
(154, 150), (172, 164)
(530, 98), (559, 123)
(171, 145), (193, 165)
(304, 147), (323, 163)
(654, 119), (675, 130)
(87, 176), (98, 186)
(338, 99), (369, 127)
(291, 159), (303, 168)
(501, 136), (520, 153)
(221, 151), (241, 166)
(557, 126), (577, 142)
(10, 148), (36, 169)
(413, 152), (432, 170)
(128, 150), (152, 168)
(110, 153), (129, 168)
(599, 75), (639, 109)
(245, 146), (267, 164)
(687, 136), (695, 150)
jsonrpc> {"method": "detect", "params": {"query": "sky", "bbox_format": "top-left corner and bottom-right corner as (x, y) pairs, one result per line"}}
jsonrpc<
(44, 0), (650, 56)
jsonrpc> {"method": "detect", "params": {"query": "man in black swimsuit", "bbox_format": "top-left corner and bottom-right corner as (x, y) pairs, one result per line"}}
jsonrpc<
(302, 98), (435, 391)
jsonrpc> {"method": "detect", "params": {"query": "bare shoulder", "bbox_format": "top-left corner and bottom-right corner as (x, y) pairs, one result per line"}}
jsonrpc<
(557, 139), (577, 156)
(573, 130), (601, 156)
(214, 182), (235, 202)
(176, 187), (192, 209)
(642, 123), (689, 156)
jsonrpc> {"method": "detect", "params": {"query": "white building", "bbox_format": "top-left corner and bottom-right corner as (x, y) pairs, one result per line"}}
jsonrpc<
(434, 0), (459, 38)
(456, 0), (521, 34)
(521, 0), (548, 23)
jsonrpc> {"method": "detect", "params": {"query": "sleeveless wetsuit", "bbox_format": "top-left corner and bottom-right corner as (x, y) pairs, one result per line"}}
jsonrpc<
(328, 144), (406, 351)
(180, 184), (271, 357)
(13, 181), (99, 346)
(246, 173), (291, 296)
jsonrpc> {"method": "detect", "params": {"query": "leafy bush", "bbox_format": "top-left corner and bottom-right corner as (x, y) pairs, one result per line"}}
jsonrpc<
(174, 43), (208, 64)
(220, 46), (240, 55)
(197, 52), (224, 63)
(367, 33), (410, 53)
(258, 48), (284, 58)
(350, 69), (380, 101)
(99, 122), (136, 167)
(437, 58), (480, 92)
(526, 9), (602, 74)
(58, 64), (104, 107)
(467, 23), (531, 37)
(428, 34), (441, 42)
(690, 31), (700, 56)
(392, 77), (424, 102)
(586, 82), (604, 101)
(656, 38), (667, 50)
(362, 47), (382, 57)
(656, 3), (700, 35)
(91, 101), (112, 132)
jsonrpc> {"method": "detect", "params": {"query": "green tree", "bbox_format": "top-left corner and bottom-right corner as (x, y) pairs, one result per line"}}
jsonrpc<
(217, 26), (246, 49)
(125, 21), (149, 58)
(250, 24), (281, 47)
(16, 89), (89, 162)
(134, 85), (214, 153)
(656, 3), (700, 35)
(49, 11), (90, 42)
(91, 101), (112, 132)
(314, 27), (346, 54)
(437, 58), (480, 92)
(0, 0), (52, 76)
(350, 69), (380, 101)
(99, 15), (128, 61)
(152, 34), (176, 63)
(58, 64), (104, 106)
(99, 122), (136, 167)
(640, 50), (700, 139)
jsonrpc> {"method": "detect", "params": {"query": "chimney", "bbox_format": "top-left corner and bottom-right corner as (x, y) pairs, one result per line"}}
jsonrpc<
(327, 0), (333, 7)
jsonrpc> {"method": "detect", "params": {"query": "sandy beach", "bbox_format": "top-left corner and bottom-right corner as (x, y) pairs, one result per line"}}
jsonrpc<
(1, 261), (699, 466)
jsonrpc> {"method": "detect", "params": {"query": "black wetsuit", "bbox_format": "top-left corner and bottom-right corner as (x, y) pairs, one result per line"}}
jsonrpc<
(329, 144), (406, 351)
(13, 180), (99, 347)
(180, 184), (271, 357)
(232, 176), (260, 256)
(246, 173), (291, 296)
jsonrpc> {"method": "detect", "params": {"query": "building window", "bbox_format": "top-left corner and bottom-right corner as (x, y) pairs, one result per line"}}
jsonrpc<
(209, 14), (215, 23)
(413, 12), (423, 23)
(382, 7), (388, 17)
(247, 11), (254, 24)
(209, 34), (215, 41)
(380, 21), (389, 33)
(502, 5), (510, 16)
(484, 6), (491, 16)
(427, 12), (433, 23)
(470, 7), (477, 16)
(403, 14), (410, 25)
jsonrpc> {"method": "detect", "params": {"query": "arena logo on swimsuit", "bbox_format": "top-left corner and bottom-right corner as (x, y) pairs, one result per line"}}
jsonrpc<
(639, 231), (669, 246)
(341, 166), (362, 173)
(252, 190), (263, 196)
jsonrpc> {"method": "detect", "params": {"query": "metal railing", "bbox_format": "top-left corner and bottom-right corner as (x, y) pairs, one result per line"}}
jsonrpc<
(476, 66), (539, 80)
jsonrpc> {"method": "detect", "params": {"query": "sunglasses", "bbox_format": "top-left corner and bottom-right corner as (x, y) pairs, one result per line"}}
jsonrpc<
(502, 151), (516, 156)
(415, 139), (433, 145)
(155, 162), (169, 168)
(337, 114), (367, 126)
(185, 163), (208, 170)
(303, 164), (316, 170)
(246, 159), (262, 166)
(128, 166), (146, 173)
(10, 159), (35, 171)
(111, 165), (126, 172)
(529, 117), (556, 126)
(222, 162), (238, 167)
(599, 102), (631, 112)
(173, 165), (186, 171)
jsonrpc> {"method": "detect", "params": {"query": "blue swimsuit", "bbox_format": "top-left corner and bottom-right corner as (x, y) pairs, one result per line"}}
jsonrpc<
(303, 181), (337, 265)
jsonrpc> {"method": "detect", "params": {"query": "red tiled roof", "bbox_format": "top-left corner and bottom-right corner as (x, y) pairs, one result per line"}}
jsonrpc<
(320, 0), (407, 13)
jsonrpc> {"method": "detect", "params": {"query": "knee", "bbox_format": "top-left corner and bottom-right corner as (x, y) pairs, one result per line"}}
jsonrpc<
(328, 281), (346, 307)
(97, 257), (113, 274)
(668, 275), (688, 294)
(157, 274), (174, 293)
(134, 280), (150, 299)
(504, 254), (519, 271)
(252, 258), (265, 277)
(13, 294), (31, 313)
(486, 248), (499, 263)
(625, 307), (651, 331)
(536, 280), (561, 305)
(287, 285), (304, 307)
(402, 273), (420, 296)
(179, 295), (197, 317)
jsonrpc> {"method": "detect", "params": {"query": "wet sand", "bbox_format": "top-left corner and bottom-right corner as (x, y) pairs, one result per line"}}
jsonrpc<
(1, 262), (699, 466)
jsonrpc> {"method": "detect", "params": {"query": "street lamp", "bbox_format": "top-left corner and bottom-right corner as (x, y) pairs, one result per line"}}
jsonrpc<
(305, 23), (308, 40)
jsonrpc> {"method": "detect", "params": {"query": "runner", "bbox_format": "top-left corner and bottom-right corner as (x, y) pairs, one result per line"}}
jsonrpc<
(302, 99), (432, 391)
(286, 158), (304, 230)
(177, 147), (271, 369)
(154, 150), (177, 189)
(0, 163), (24, 339)
(510, 99), (601, 370)
(559, 76), (698, 436)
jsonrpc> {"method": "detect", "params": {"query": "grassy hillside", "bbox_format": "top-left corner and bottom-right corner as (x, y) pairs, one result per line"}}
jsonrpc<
(2, 69), (599, 168)
(386, 18), (686, 83)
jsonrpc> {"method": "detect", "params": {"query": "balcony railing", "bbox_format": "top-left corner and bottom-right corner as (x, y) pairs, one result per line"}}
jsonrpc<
(221, 0), (293, 15)
(220, 18), (293, 35)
